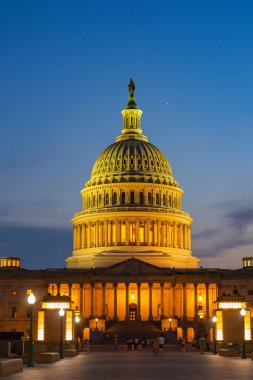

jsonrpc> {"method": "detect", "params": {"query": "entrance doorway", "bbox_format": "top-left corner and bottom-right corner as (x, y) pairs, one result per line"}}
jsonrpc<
(129, 304), (137, 320)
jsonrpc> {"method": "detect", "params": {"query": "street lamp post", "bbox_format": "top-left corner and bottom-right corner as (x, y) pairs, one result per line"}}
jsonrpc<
(75, 315), (80, 351)
(59, 308), (65, 359)
(27, 291), (36, 367)
(240, 308), (246, 359)
(169, 318), (172, 330)
(95, 318), (98, 330)
(212, 316), (217, 355)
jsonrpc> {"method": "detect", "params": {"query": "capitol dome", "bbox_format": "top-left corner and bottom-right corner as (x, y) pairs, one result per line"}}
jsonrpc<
(89, 139), (177, 186)
(66, 79), (199, 269)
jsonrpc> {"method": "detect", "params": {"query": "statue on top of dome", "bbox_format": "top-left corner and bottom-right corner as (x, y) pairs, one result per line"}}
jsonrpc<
(128, 78), (135, 95)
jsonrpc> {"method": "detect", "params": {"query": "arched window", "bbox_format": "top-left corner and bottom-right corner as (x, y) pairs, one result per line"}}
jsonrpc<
(139, 192), (144, 204)
(93, 195), (96, 207)
(163, 194), (166, 206)
(187, 328), (194, 344)
(130, 191), (135, 204)
(98, 194), (102, 206)
(105, 193), (109, 205)
(112, 192), (117, 205)
(169, 195), (172, 207)
(148, 192), (152, 205)
(156, 193), (160, 205)
(121, 192), (126, 204)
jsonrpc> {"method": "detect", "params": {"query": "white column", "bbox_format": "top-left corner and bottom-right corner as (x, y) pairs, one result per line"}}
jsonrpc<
(104, 221), (108, 247)
(147, 220), (150, 246)
(206, 284), (210, 318)
(102, 283), (106, 318)
(157, 221), (161, 246)
(125, 283), (129, 320)
(137, 283), (141, 320)
(183, 284), (187, 320)
(136, 220), (140, 246)
(148, 283), (153, 320)
(194, 283), (198, 320)
(113, 283), (118, 320)
(160, 283), (164, 318)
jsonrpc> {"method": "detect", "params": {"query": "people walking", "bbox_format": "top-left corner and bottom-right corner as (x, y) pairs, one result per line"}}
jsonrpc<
(157, 335), (165, 352)
(198, 337), (206, 355)
(152, 337), (160, 355)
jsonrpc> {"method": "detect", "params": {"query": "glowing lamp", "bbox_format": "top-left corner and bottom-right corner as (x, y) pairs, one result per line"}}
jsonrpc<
(28, 291), (36, 305)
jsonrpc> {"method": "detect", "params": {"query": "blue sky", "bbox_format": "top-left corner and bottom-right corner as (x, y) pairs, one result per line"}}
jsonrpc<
(0, 0), (253, 269)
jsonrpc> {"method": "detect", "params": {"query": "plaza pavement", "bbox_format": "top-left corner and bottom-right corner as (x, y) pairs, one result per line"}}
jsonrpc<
(3, 350), (253, 380)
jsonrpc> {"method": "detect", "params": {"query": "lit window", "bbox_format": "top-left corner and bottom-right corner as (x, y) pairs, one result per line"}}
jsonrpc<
(66, 310), (73, 341)
(37, 311), (44, 341)
(11, 307), (17, 318)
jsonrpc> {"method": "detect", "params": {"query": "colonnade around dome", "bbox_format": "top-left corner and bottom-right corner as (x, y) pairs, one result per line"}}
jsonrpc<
(72, 218), (191, 252)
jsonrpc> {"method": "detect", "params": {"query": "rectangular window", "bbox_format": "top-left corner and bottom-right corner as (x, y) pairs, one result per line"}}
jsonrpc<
(37, 311), (44, 341)
(216, 311), (223, 341)
(11, 307), (17, 318)
(65, 310), (73, 341)
(245, 311), (251, 341)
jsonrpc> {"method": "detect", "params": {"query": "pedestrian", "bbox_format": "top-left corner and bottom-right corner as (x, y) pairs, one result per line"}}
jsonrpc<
(191, 337), (197, 352)
(181, 339), (186, 352)
(152, 337), (159, 356)
(114, 335), (119, 350)
(133, 337), (139, 350)
(158, 335), (165, 352)
(198, 337), (206, 355)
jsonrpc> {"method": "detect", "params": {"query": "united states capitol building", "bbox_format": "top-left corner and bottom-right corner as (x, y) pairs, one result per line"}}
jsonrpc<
(0, 80), (252, 345)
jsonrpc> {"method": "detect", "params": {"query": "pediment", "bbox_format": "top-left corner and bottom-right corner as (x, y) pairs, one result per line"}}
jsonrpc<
(101, 258), (167, 276)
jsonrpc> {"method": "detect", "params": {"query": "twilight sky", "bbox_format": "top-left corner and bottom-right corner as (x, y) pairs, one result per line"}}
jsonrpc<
(1, 0), (253, 269)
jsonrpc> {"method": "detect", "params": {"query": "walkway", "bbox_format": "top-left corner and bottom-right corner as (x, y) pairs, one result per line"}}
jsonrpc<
(3, 350), (253, 380)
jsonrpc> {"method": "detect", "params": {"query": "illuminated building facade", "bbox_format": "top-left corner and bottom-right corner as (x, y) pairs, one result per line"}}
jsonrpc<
(0, 81), (252, 346)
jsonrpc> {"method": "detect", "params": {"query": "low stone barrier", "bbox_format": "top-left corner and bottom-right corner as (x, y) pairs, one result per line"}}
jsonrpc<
(218, 348), (238, 357)
(35, 352), (60, 363)
(64, 349), (78, 357)
(0, 359), (23, 377)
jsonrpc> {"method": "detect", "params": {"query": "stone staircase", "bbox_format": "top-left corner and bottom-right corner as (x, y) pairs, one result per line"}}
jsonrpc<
(105, 320), (161, 338)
